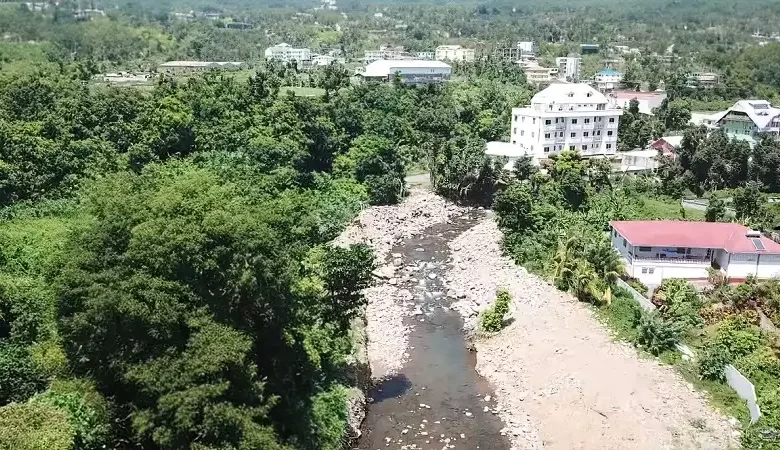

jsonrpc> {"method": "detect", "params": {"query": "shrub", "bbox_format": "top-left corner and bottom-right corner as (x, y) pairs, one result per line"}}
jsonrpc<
(734, 346), (780, 386)
(0, 401), (74, 450)
(309, 385), (348, 450)
(635, 310), (681, 355)
(0, 343), (48, 405)
(598, 290), (643, 340)
(31, 379), (110, 450)
(698, 342), (731, 381)
(480, 290), (512, 333)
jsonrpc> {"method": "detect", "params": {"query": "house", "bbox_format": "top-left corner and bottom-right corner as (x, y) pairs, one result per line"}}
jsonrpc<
(610, 220), (780, 284)
(434, 45), (475, 62)
(688, 72), (720, 88)
(580, 44), (600, 54)
(493, 42), (536, 61)
(312, 55), (338, 66)
(226, 22), (253, 30)
(509, 83), (621, 160)
(158, 61), (246, 74)
(357, 59), (451, 84)
(594, 68), (623, 92)
(709, 100), (780, 139)
(556, 57), (582, 82)
(519, 61), (558, 86)
(484, 141), (535, 171)
(618, 149), (662, 173)
(416, 51), (434, 60)
(608, 90), (666, 115)
(649, 136), (683, 156)
(265, 43), (312, 63)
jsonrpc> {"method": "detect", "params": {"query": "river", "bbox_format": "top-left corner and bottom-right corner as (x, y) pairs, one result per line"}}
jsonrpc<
(356, 213), (510, 450)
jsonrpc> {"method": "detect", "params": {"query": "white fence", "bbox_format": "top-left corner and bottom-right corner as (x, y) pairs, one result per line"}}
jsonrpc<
(615, 278), (761, 424)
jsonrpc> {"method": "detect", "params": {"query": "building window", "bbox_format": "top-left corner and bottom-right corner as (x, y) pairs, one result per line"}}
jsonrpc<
(533, 118), (536, 124)
(609, 117), (615, 123)
(530, 145), (534, 151)
(531, 132), (535, 138)
(622, 239), (627, 247)
(639, 246), (651, 252)
(613, 230), (618, 237)
(521, 130), (524, 136)
(514, 115), (518, 122)
(545, 119), (552, 125)
(642, 268), (648, 274)
(569, 145), (575, 150)
(606, 143), (612, 149)
(648, 268), (655, 274)
(582, 145), (588, 150)
(571, 132), (576, 138)
(572, 119), (578, 124)
(607, 131), (613, 136)
(584, 132), (589, 137)
(513, 128), (517, 134)
(559, 132), (564, 137)
(545, 133), (551, 139)
(544, 146), (550, 152)
(512, 140), (516, 144)
(676, 247), (686, 254)
(522, 117), (525, 122)
(596, 130), (601, 136)
(585, 118), (590, 124)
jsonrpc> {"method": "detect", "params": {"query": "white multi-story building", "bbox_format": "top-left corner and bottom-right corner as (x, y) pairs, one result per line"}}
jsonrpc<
(611, 220), (780, 285)
(358, 59), (451, 84)
(594, 68), (623, 91)
(364, 46), (410, 63)
(519, 61), (558, 86)
(265, 43), (312, 63)
(509, 83), (621, 160)
(517, 41), (536, 54)
(434, 45), (475, 62)
(556, 57), (582, 81)
(312, 55), (338, 66)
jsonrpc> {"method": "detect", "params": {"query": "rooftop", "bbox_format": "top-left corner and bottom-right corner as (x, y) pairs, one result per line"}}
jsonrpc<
(598, 68), (623, 76)
(610, 220), (780, 254)
(159, 61), (245, 68)
(710, 100), (780, 129)
(361, 59), (451, 77)
(530, 83), (608, 105)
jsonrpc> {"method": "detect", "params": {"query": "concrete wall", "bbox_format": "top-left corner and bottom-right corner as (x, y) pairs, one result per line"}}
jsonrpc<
(726, 253), (780, 279)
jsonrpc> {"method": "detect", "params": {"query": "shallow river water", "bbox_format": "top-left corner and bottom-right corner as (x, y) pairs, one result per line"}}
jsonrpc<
(356, 214), (510, 450)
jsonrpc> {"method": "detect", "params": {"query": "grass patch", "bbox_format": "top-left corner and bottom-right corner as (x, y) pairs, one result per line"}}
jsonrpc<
(638, 196), (705, 220)
(595, 291), (643, 342)
(279, 86), (327, 97)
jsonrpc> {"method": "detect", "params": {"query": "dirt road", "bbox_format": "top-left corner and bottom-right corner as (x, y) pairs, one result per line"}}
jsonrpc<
(446, 218), (740, 450)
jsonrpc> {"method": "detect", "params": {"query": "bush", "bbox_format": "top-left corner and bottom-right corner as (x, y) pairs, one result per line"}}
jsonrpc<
(698, 342), (732, 381)
(0, 343), (48, 405)
(309, 385), (348, 450)
(0, 401), (74, 450)
(635, 310), (681, 355)
(480, 290), (512, 333)
(31, 379), (110, 450)
(598, 290), (643, 340)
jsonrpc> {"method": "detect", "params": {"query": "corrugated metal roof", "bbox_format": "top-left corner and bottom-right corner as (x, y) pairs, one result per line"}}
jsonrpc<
(610, 220), (780, 254)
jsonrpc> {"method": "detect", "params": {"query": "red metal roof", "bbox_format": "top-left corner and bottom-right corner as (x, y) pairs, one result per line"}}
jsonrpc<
(610, 220), (780, 254)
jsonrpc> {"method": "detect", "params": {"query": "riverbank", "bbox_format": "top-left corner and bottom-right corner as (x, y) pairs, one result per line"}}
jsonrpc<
(446, 218), (739, 449)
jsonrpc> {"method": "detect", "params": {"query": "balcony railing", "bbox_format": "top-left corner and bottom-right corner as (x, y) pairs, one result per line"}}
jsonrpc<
(626, 254), (712, 265)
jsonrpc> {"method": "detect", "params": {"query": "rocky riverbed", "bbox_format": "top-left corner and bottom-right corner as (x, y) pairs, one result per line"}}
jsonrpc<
(340, 192), (740, 450)
(446, 218), (740, 450)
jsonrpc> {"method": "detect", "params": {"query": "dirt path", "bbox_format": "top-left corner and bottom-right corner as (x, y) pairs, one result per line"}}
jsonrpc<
(446, 218), (740, 450)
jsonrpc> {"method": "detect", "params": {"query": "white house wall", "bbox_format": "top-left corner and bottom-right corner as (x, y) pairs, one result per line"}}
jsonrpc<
(631, 263), (711, 285)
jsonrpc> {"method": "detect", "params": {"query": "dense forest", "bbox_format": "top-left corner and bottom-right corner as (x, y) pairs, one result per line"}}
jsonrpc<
(0, 54), (527, 447)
